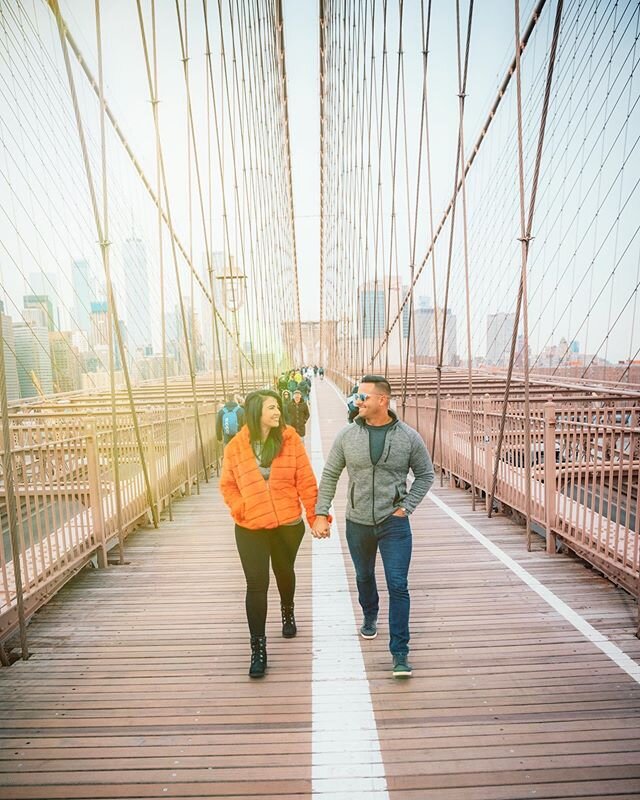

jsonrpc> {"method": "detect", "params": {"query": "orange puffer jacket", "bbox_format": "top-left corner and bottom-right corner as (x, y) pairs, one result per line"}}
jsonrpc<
(220, 425), (319, 530)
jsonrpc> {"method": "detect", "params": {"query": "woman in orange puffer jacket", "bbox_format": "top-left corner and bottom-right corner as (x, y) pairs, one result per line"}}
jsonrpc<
(220, 389), (319, 678)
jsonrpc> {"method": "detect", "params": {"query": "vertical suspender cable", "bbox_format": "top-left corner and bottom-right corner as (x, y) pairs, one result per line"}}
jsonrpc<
(202, 0), (253, 389)
(183, 0), (201, 496)
(488, 0), (564, 526)
(371, 0), (549, 361)
(95, 0), (125, 555)
(319, 0), (326, 369)
(137, 0), (209, 486)
(0, 329), (28, 660)
(431, 1), (474, 476)
(513, 0), (532, 547)
(49, 0), (159, 528)
(151, 0), (173, 518)
(213, 0), (245, 392)
(371, 1), (388, 375)
(46, 6), (246, 370)
(455, 0), (477, 510)
(384, 0), (403, 380)
(274, 0), (304, 364)
(401, 0), (434, 424)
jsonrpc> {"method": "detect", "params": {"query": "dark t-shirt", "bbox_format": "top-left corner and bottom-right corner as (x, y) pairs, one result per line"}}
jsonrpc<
(366, 419), (395, 465)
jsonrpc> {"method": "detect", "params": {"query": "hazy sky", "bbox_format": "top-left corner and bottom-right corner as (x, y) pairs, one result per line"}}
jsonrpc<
(1, 0), (638, 365)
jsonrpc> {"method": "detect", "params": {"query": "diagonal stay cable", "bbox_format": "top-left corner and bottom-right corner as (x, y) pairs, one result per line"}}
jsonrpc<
(48, 0), (158, 527)
(487, 0), (564, 524)
(372, 0), (550, 361)
(137, 0), (209, 484)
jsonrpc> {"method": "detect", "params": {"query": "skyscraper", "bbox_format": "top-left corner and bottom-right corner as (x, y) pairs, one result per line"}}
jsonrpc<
(29, 272), (59, 328)
(13, 321), (53, 398)
(123, 234), (152, 354)
(0, 302), (20, 403)
(414, 307), (457, 365)
(24, 295), (55, 332)
(89, 301), (109, 348)
(359, 283), (386, 339)
(486, 312), (516, 366)
(50, 331), (81, 393)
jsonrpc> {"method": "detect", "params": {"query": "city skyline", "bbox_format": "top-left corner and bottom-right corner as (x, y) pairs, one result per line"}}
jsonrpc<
(0, 1), (638, 399)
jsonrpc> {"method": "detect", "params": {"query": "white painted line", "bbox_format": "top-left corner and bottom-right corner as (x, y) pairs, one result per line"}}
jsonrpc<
(310, 397), (390, 799)
(427, 491), (640, 684)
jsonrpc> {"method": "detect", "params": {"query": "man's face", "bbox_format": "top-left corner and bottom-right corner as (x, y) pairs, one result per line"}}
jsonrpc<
(355, 382), (388, 420)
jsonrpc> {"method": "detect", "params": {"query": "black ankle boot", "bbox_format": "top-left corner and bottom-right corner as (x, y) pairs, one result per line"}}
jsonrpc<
(249, 635), (267, 678)
(281, 605), (297, 638)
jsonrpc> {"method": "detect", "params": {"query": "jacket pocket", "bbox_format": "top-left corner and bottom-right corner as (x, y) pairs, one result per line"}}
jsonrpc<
(394, 483), (407, 505)
(232, 499), (245, 521)
(350, 483), (355, 509)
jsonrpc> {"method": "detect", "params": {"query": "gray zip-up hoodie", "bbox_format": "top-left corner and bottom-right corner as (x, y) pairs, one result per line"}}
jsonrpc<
(316, 410), (435, 525)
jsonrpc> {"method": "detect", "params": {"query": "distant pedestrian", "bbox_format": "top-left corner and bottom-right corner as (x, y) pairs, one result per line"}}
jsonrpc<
(346, 384), (360, 423)
(281, 390), (292, 423)
(216, 395), (244, 446)
(289, 389), (310, 438)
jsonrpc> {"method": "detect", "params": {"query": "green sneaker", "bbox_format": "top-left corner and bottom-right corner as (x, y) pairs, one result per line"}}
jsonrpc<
(359, 615), (378, 639)
(392, 654), (412, 678)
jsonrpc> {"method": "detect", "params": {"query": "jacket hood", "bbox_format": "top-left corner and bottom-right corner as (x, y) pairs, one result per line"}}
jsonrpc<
(354, 407), (399, 428)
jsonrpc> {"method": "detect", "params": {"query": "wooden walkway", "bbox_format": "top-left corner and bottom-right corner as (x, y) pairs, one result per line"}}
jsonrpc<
(1, 380), (639, 799)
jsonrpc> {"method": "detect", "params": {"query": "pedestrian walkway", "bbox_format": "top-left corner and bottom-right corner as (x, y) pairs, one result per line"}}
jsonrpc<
(0, 380), (639, 799)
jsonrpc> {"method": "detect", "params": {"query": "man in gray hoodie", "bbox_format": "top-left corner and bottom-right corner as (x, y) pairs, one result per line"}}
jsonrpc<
(312, 375), (434, 677)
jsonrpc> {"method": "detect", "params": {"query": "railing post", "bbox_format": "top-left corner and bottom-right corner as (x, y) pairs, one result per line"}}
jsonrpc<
(446, 395), (455, 488)
(146, 421), (159, 520)
(182, 411), (192, 495)
(483, 394), (493, 512)
(544, 399), (557, 554)
(86, 424), (107, 568)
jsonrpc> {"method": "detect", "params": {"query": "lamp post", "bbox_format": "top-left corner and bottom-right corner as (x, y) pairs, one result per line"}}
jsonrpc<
(216, 259), (247, 385)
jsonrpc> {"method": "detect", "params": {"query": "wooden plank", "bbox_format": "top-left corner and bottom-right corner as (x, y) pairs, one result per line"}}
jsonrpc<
(0, 379), (639, 800)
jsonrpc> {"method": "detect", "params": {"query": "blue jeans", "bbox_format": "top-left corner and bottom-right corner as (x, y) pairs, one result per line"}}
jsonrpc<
(345, 514), (412, 657)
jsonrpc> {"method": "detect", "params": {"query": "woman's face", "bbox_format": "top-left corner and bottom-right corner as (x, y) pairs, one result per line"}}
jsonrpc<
(261, 397), (281, 430)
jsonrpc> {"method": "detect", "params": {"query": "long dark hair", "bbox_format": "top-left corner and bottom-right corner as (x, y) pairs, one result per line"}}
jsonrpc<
(244, 390), (285, 467)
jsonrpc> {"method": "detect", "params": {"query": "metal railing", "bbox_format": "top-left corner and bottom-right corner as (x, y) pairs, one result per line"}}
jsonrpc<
(0, 405), (219, 648)
(408, 395), (639, 608)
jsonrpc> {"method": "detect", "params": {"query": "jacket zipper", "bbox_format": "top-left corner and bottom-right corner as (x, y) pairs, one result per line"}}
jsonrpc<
(265, 479), (280, 525)
(372, 464), (376, 526)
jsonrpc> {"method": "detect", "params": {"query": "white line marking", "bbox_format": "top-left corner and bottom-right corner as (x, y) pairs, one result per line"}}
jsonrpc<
(427, 491), (640, 684)
(327, 378), (640, 684)
(310, 395), (390, 799)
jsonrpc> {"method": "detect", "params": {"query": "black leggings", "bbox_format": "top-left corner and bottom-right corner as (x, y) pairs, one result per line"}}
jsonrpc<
(235, 521), (305, 637)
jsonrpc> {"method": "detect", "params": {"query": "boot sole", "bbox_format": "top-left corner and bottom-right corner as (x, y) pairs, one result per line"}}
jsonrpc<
(360, 630), (378, 639)
(392, 668), (412, 678)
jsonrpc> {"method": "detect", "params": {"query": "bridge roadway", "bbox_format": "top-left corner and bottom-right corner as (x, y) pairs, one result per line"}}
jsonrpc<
(0, 380), (639, 799)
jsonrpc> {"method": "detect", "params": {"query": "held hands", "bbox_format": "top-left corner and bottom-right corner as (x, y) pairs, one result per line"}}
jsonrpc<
(311, 515), (331, 539)
(312, 510), (404, 538)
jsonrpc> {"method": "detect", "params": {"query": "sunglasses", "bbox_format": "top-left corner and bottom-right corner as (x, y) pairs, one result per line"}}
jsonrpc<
(354, 392), (381, 402)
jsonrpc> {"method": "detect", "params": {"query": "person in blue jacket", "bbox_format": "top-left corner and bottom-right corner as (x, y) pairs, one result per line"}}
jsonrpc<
(216, 395), (244, 446)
